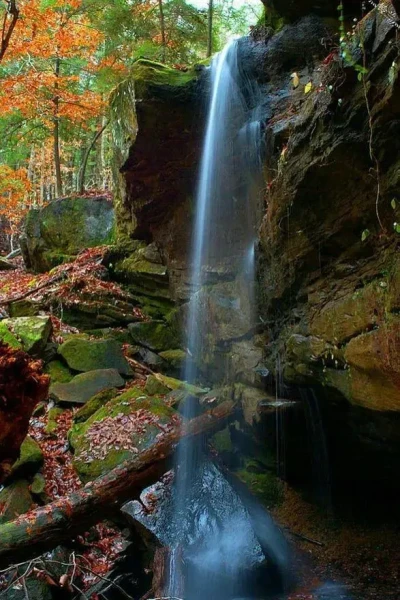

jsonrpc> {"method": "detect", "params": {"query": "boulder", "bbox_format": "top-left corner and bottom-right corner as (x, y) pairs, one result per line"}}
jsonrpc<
(70, 386), (176, 482)
(0, 479), (34, 523)
(0, 316), (52, 354)
(73, 388), (119, 423)
(58, 338), (132, 375)
(44, 407), (64, 435)
(44, 359), (74, 383)
(144, 373), (207, 397)
(158, 348), (187, 370)
(21, 196), (116, 273)
(128, 319), (181, 352)
(10, 436), (43, 478)
(0, 257), (15, 271)
(50, 369), (125, 405)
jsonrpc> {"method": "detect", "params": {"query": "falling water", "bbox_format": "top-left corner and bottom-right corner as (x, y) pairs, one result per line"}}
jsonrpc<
(166, 40), (285, 599)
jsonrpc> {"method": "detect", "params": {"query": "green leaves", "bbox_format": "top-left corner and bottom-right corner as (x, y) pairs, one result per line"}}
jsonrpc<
(361, 229), (370, 242)
(391, 198), (397, 210)
(394, 223), (400, 234)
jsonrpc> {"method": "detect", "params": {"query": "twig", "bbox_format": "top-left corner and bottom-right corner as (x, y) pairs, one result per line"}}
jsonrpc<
(284, 528), (324, 547)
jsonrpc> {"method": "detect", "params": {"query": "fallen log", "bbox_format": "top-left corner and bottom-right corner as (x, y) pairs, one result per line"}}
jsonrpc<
(0, 343), (49, 483)
(0, 401), (236, 568)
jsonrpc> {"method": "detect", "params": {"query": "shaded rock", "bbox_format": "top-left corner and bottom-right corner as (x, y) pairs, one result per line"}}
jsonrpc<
(70, 387), (175, 482)
(0, 321), (22, 350)
(0, 479), (34, 523)
(30, 472), (46, 495)
(21, 196), (116, 273)
(137, 347), (165, 368)
(73, 387), (119, 423)
(50, 369), (125, 405)
(44, 407), (64, 435)
(58, 338), (132, 375)
(0, 316), (52, 355)
(128, 319), (181, 352)
(0, 257), (15, 271)
(45, 359), (74, 383)
(10, 436), (43, 478)
(344, 320), (400, 412)
(158, 348), (187, 371)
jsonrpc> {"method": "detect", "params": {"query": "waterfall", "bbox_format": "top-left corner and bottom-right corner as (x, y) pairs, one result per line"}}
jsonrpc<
(166, 40), (276, 600)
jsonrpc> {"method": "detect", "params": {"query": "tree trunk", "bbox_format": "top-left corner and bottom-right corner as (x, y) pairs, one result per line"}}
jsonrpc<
(0, 0), (19, 62)
(0, 401), (236, 568)
(207, 0), (214, 57)
(53, 57), (63, 198)
(77, 121), (108, 194)
(0, 344), (49, 483)
(158, 0), (167, 63)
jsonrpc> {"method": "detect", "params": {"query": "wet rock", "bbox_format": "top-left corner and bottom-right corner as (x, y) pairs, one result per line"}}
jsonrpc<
(145, 373), (207, 397)
(128, 319), (181, 352)
(70, 387), (175, 482)
(21, 196), (115, 273)
(0, 316), (52, 354)
(10, 436), (43, 478)
(0, 479), (34, 523)
(50, 369), (125, 405)
(58, 338), (132, 375)
(159, 348), (187, 370)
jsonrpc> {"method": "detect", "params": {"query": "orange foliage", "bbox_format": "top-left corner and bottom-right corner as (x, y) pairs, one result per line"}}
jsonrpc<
(0, 0), (104, 123)
(0, 165), (31, 227)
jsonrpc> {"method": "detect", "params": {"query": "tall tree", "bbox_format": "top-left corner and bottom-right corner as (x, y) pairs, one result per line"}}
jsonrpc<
(157, 0), (167, 62)
(0, 0), (19, 62)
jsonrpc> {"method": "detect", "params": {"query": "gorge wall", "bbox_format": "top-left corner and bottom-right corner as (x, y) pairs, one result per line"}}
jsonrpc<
(114, 1), (400, 496)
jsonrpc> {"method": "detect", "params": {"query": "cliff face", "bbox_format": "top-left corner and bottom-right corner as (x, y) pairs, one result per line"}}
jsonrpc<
(116, 2), (400, 490)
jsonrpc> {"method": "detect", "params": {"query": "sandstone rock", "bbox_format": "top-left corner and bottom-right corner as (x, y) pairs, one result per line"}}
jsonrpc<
(58, 338), (132, 375)
(10, 436), (43, 478)
(128, 319), (181, 352)
(0, 479), (34, 524)
(50, 369), (125, 405)
(0, 316), (52, 354)
(70, 386), (175, 482)
(21, 196), (116, 273)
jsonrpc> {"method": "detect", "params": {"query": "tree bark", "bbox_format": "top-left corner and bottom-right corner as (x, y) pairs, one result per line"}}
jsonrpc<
(207, 0), (214, 58)
(53, 57), (63, 198)
(77, 121), (108, 194)
(0, 0), (19, 63)
(157, 0), (167, 63)
(0, 344), (50, 483)
(0, 401), (236, 568)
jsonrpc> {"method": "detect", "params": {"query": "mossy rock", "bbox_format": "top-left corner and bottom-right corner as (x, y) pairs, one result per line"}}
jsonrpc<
(128, 319), (181, 352)
(0, 316), (52, 354)
(45, 360), (74, 384)
(159, 349), (187, 370)
(21, 197), (116, 273)
(0, 479), (34, 524)
(70, 387), (175, 482)
(145, 373), (207, 397)
(74, 388), (119, 423)
(50, 369), (125, 405)
(8, 299), (42, 318)
(30, 472), (46, 496)
(59, 338), (132, 375)
(130, 59), (199, 99)
(10, 436), (43, 478)
(45, 407), (65, 435)
(236, 460), (284, 509)
(85, 328), (133, 345)
(0, 321), (22, 349)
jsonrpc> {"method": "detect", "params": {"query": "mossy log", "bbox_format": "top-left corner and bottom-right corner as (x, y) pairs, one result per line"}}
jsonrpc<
(0, 343), (49, 483)
(0, 401), (236, 568)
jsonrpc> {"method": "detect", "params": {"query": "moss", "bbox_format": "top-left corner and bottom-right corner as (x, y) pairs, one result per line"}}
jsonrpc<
(131, 59), (199, 97)
(8, 300), (40, 318)
(11, 436), (43, 478)
(159, 349), (187, 369)
(0, 316), (52, 354)
(0, 321), (22, 349)
(73, 388), (119, 423)
(70, 389), (175, 481)
(30, 472), (46, 495)
(45, 407), (64, 435)
(45, 360), (74, 384)
(58, 337), (132, 375)
(0, 480), (33, 524)
(146, 373), (207, 396)
(128, 319), (181, 352)
(212, 428), (233, 454)
(236, 460), (284, 509)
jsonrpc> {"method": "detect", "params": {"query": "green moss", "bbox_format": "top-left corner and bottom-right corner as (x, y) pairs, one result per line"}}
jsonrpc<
(30, 472), (46, 495)
(0, 322), (22, 349)
(11, 436), (43, 477)
(45, 360), (74, 384)
(128, 319), (181, 352)
(0, 316), (52, 354)
(45, 407), (64, 435)
(0, 480), (33, 524)
(58, 337), (132, 375)
(70, 389), (175, 481)
(131, 59), (198, 97)
(159, 349), (187, 369)
(74, 388), (118, 423)
(211, 428), (233, 454)
(236, 461), (284, 509)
